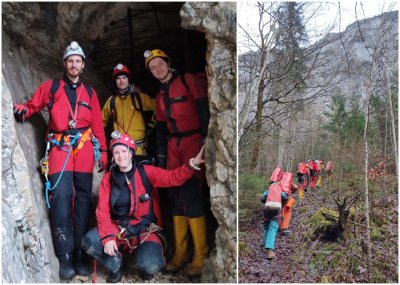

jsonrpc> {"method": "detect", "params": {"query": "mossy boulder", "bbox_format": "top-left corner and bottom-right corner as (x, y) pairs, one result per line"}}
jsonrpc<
(306, 207), (340, 240)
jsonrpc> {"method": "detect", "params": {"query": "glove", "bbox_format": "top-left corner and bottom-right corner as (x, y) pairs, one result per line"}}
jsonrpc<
(13, 104), (27, 121)
(157, 155), (166, 169)
(98, 152), (108, 172)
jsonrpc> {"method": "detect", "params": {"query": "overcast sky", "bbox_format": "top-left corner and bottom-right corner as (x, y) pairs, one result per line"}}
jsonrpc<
(238, 1), (398, 54)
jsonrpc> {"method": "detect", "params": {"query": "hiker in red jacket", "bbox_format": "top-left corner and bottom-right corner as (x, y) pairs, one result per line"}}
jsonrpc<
(261, 168), (298, 260)
(260, 166), (286, 260)
(13, 41), (108, 280)
(307, 159), (317, 190)
(144, 49), (210, 278)
(81, 131), (205, 282)
(297, 162), (309, 199)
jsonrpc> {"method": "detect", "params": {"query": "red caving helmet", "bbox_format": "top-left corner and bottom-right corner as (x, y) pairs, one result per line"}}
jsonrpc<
(112, 63), (131, 80)
(110, 131), (136, 153)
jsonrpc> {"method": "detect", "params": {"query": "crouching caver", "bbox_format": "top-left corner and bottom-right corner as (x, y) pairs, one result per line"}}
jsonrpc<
(81, 131), (205, 283)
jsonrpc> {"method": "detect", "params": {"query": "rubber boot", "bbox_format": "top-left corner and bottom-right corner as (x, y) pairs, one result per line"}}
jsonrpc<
(58, 253), (75, 280)
(185, 216), (208, 278)
(107, 260), (123, 283)
(164, 216), (189, 273)
(299, 186), (304, 200)
(74, 249), (90, 276)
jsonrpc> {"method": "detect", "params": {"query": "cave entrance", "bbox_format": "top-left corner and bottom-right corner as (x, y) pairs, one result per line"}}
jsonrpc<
(90, 2), (217, 277)
(91, 2), (207, 97)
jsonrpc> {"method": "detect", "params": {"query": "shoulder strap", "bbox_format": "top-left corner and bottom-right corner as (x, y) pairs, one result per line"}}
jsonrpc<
(83, 83), (93, 98)
(180, 73), (190, 93)
(137, 164), (153, 195)
(48, 79), (60, 109)
(131, 92), (152, 128)
(110, 95), (118, 122)
(48, 80), (93, 110)
(130, 92), (143, 112)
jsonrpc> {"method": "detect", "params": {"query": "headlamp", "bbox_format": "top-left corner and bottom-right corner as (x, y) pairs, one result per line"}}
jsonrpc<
(70, 41), (79, 50)
(111, 131), (122, 140)
(114, 63), (124, 70)
(144, 50), (152, 59)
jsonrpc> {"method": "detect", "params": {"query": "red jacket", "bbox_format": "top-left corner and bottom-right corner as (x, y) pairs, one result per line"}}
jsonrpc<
(155, 72), (208, 137)
(96, 163), (195, 246)
(24, 79), (106, 150)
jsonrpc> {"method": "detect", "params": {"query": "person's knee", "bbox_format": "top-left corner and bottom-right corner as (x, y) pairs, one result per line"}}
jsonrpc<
(81, 228), (100, 255)
(135, 242), (165, 275)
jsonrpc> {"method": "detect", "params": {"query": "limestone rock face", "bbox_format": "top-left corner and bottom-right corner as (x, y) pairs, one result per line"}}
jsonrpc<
(2, 2), (237, 283)
(181, 2), (237, 283)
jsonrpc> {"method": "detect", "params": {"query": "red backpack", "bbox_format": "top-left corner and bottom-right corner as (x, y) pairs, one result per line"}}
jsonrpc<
(269, 166), (284, 183)
(281, 172), (293, 194)
(264, 183), (282, 211)
(297, 162), (307, 174)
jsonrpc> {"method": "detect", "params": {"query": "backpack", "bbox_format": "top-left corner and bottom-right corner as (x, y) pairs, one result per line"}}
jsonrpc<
(280, 172), (293, 195)
(48, 79), (93, 109)
(269, 166), (284, 183)
(264, 183), (282, 212)
(179, 72), (207, 94)
(297, 162), (307, 174)
(109, 91), (153, 131)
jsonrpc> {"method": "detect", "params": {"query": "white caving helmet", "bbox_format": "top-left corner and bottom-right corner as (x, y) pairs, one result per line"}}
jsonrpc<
(63, 41), (86, 61)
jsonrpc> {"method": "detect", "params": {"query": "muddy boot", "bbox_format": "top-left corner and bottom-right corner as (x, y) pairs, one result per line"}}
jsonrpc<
(58, 253), (76, 280)
(185, 216), (208, 278)
(164, 216), (189, 273)
(140, 272), (154, 280)
(74, 249), (90, 276)
(107, 266), (123, 283)
(266, 249), (276, 260)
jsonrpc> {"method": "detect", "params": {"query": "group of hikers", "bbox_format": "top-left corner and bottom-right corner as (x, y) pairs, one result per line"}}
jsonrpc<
(13, 41), (210, 282)
(261, 160), (334, 260)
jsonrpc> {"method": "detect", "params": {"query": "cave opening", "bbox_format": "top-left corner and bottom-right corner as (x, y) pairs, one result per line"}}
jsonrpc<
(87, 3), (218, 278)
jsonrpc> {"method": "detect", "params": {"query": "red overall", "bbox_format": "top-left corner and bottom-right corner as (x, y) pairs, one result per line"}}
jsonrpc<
(96, 163), (196, 248)
(155, 72), (209, 217)
(24, 77), (107, 255)
(308, 160), (317, 189)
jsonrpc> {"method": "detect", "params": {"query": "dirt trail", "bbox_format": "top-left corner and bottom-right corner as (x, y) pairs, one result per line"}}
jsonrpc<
(239, 190), (325, 283)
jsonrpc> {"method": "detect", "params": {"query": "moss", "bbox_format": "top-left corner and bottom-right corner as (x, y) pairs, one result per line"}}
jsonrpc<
(370, 223), (382, 240)
(306, 207), (339, 239)
(239, 241), (252, 257)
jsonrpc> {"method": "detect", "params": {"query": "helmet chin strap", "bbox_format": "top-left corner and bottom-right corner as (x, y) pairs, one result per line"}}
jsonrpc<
(118, 85), (130, 95)
(160, 68), (172, 82)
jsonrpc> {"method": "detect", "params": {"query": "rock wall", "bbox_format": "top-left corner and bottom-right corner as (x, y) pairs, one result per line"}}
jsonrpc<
(181, 2), (237, 283)
(2, 2), (237, 283)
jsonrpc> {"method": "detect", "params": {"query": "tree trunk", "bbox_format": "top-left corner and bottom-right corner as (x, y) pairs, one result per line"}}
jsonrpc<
(386, 65), (398, 176)
(363, 89), (372, 282)
(249, 79), (266, 172)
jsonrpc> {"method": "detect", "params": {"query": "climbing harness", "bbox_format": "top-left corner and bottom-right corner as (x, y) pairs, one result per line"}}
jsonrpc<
(40, 128), (98, 208)
(116, 223), (166, 252)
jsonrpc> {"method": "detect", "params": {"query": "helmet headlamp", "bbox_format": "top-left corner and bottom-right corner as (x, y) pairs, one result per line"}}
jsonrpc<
(144, 50), (153, 59)
(114, 63), (124, 70)
(111, 131), (122, 140)
(70, 41), (79, 50)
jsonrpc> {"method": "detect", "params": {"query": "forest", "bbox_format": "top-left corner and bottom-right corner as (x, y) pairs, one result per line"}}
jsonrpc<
(238, 2), (398, 282)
